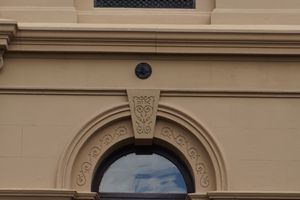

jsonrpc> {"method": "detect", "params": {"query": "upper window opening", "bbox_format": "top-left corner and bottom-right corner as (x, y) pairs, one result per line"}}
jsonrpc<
(94, 0), (195, 9)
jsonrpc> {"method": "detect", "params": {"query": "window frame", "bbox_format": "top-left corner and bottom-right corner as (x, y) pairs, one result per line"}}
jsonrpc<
(74, 0), (215, 25)
(91, 144), (195, 198)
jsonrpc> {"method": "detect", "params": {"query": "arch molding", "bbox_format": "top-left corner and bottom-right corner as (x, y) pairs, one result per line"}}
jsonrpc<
(56, 103), (227, 192)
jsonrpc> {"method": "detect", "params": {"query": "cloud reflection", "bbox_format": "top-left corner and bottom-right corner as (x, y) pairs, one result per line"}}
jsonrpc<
(99, 153), (187, 193)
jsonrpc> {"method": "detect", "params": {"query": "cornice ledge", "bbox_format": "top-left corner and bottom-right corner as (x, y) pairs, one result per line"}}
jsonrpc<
(188, 191), (300, 200)
(76, 192), (100, 200)
(0, 189), (99, 200)
(1, 87), (300, 98)
(8, 24), (300, 55)
(208, 191), (300, 199)
(0, 19), (17, 69)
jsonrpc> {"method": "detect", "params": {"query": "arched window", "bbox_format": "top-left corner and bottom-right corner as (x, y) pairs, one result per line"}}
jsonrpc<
(92, 145), (194, 200)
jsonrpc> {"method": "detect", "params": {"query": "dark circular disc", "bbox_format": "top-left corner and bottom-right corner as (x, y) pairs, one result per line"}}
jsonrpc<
(135, 63), (152, 79)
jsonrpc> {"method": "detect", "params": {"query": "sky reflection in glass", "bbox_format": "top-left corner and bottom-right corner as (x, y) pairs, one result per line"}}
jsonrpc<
(99, 153), (187, 193)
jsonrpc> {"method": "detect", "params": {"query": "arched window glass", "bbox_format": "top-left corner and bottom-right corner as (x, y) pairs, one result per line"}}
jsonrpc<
(92, 145), (194, 200)
(99, 153), (187, 193)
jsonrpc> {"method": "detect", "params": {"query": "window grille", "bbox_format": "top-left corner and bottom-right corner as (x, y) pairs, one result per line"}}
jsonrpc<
(94, 0), (195, 9)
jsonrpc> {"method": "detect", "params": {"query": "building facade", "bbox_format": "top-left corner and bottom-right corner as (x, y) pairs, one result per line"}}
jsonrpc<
(1, 0), (300, 199)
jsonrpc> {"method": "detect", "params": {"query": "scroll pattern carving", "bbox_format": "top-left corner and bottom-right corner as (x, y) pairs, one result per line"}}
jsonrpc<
(160, 127), (210, 188)
(132, 96), (155, 135)
(76, 126), (128, 186)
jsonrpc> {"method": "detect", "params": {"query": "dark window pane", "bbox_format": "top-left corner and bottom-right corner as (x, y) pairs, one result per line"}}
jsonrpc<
(99, 153), (187, 193)
(94, 0), (195, 9)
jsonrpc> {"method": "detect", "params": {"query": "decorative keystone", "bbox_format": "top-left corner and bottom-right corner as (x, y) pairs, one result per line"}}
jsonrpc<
(127, 89), (160, 145)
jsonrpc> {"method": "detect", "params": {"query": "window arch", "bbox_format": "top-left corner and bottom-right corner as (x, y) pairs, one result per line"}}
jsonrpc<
(57, 104), (227, 193)
(92, 145), (194, 199)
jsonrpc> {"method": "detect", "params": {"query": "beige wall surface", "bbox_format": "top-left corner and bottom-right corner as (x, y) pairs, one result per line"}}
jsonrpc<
(1, 0), (300, 25)
(0, 55), (300, 191)
(1, 56), (300, 91)
(164, 97), (300, 191)
(1, 94), (300, 190)
(215, 0), (300, 9)
(0, 0), (77, 23)
(1, 0), (300, 197)
(213, 0), (300, 25)
(0, 94), (126, 188)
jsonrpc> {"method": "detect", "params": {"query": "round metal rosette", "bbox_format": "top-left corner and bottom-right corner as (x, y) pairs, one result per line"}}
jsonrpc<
(135, 63), (152, 80)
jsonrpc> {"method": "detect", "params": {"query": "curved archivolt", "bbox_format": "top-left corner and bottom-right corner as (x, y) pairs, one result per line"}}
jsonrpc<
(56, 104), (227, 192)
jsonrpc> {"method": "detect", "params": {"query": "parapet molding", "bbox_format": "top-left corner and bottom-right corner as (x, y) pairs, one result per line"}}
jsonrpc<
(2, 22), (300, 55)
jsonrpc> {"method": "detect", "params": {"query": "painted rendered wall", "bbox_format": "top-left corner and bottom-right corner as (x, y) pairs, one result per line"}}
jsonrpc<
(0, 0), (77, 23)
(1, 56), (300, 90)
(0, 55), (300, 191)
(1, 0), (300, 198)
(1, 0), (300, 25)
(212, 0), (300, 24)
